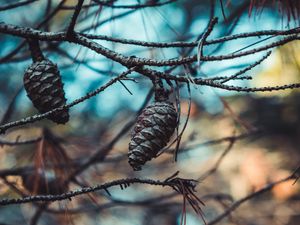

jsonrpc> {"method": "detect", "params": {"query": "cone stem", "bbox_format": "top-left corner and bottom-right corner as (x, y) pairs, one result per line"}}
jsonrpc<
(27, 38), (45, 62)
(153, 77), (168, 102)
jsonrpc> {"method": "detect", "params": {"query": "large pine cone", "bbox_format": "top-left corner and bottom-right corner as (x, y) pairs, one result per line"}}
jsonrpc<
(24, 59), (69, 124)
(128, 101), (178, 171)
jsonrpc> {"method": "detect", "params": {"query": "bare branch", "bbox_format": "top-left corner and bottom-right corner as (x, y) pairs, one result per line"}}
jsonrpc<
(207, 167), (300, 225)
(0, 175), (197, 206)
(66, 0), (85, 38)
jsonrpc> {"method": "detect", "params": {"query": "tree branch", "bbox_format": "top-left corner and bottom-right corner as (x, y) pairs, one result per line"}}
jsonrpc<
(0, 176), (196, 205)
(66, 0), (85, 38)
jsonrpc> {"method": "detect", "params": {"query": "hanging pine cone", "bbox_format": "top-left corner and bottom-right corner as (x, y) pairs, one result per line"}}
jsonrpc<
(128, 101), (178, 171)
(23, 39), (69, 124)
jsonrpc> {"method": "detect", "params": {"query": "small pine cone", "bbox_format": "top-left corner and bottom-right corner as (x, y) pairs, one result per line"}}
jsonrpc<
(128, 101), (178, 171)
(24, 59), (69, 124)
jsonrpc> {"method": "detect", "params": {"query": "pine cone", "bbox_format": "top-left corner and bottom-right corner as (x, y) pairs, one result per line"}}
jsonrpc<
(128, 101), (178, 171)
(24, 59), (69, 124)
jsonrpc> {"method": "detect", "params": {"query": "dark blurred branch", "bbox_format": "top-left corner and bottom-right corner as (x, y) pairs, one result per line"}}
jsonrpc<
(60, 0), (176, 9)
(53, 45), (115, 75)
(182, 132), (259, 151)
(207, 166), (300, 225)
(80, 9), (137, 32)
(0, 137), (42, 146)
(0, 0), (37, 11)
(1, 86), (23, 124)
(30, 203), (49, 225)
(198, 137), (236, 182)
(92, 0), (176, 9)
(1, 177), (26, 197)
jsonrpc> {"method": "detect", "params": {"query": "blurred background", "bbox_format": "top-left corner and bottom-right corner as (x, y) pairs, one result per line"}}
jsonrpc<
(0, 0), (299, 225)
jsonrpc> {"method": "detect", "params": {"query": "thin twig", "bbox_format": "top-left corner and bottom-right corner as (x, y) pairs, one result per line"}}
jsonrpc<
(0, 68), (135, 134)
(66, 0), (85, 38)
(197, 17), (218, 67)
(220, 51), (272, 83)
